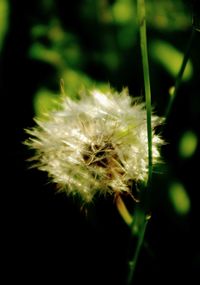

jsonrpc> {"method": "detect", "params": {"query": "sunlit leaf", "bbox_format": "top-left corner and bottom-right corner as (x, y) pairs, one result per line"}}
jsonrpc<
(33, 89), (60, 117)
(150, 40), (193, 81)
(146, 0), (190, 31)
(112, 0), (134, 24)
(169, 182), (191, 215)
(29, 43), (62, 66)
(31, 25), (48, 38)
(179, 131), (198, 159)
(0, 0), (9, 52)
(63, 46), (82, 68)
(61, 69), (108, 100)
(62, 69), (93, 99)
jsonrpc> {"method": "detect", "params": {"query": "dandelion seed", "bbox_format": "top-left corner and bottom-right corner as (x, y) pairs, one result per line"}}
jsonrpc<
(25, 88), (163, 203)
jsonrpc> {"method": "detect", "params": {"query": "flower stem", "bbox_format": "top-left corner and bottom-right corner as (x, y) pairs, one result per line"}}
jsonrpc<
(137, 0), (152, 185)
(165, 29), (196, 119)
(126, 1), (152, 284)
(127, 217), (148, 284)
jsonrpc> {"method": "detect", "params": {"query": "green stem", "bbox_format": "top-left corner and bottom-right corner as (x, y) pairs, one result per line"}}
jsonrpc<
(137, 0), (152, 185)
(126, 1), (152, 284)
(165, 29), (196, 119)
(127, 218), (148, 284)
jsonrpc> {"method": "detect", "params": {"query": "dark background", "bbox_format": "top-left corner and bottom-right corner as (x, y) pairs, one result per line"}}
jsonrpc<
(2, 0), (200, 284)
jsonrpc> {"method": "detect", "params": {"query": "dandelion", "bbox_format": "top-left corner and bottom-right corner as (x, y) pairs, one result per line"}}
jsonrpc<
(25, 88), (163, 203)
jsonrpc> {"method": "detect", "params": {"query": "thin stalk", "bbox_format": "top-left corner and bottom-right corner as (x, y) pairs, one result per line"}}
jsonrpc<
(126, 1), (152, 284)
(165, 29), (196, 119)
(137, 0), (152, 185)
(127, 218), (148, 284)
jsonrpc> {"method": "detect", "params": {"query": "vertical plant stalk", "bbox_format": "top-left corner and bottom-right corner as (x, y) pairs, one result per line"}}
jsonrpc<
(137, 0), (152, 185)
(165, 29), (196, 119)
(127, 218), (148, 284)
(127, 1), (152, 284)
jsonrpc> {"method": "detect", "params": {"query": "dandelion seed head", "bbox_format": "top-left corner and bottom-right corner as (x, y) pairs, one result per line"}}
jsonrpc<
(25, 88), (163, 202)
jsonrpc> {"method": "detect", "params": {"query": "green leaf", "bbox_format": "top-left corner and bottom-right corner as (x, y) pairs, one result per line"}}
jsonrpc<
(0, 0), (9, 52)
(33, 89), (60, 118)
(112, 0), (134, 24)
(61, 69), (108, 100)
(169, 182), (191, 215)
(150, 40), (193, 81)
(179, 130), (198, 158)
(29, 43), (62, 66)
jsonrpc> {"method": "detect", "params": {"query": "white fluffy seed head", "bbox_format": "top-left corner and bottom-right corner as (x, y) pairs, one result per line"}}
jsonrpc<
(25, 88), (163, 203)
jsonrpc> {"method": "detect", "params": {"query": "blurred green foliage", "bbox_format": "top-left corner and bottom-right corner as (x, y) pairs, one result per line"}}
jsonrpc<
(0, 0), (9, 52)
(30, 20), (83, 69)
(169, 182), (191, 215)
(146, 0), (190, 31)
(150, 40), (193, 81)
(33, 89), (60, 117)
(112, 0), (135, 24)
(27, 0), (193, 116)
(179, 130), (198, 159)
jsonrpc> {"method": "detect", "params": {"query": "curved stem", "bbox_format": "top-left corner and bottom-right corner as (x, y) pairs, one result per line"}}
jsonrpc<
(165, 29), (196, 119)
